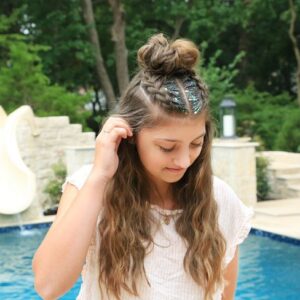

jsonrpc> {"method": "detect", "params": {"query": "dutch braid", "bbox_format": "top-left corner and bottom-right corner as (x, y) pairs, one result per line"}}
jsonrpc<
(140, 73), (175, 111)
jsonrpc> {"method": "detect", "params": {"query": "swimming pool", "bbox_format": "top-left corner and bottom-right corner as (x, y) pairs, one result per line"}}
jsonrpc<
(0, 224), (299, 299)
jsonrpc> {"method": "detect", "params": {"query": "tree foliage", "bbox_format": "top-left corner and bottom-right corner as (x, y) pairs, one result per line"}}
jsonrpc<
(0, 13), (89, 126)
(0, 0), (299, 150)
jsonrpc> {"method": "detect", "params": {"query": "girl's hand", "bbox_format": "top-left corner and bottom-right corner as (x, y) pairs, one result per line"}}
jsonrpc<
(90, 116), (133, 181)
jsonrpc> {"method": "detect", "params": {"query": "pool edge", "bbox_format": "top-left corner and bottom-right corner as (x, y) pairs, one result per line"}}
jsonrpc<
(1, 221), (300, 246)
(250, 228), (300, 246)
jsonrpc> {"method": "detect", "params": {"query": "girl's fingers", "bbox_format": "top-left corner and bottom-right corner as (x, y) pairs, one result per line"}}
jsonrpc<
(101, 117), (133, 137)
(93, 117), (132, 179)
(97, 127), (129, 152)
(108, 127), (129, 143)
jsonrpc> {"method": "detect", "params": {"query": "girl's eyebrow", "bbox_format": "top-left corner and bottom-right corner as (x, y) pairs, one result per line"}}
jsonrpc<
(155, 132), (206, 142)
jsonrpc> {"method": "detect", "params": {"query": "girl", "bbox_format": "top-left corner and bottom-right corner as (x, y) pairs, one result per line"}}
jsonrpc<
(33, 34), (253, 300)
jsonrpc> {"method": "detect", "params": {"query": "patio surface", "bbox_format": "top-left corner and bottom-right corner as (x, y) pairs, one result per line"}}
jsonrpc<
(252, 198), (300, 240)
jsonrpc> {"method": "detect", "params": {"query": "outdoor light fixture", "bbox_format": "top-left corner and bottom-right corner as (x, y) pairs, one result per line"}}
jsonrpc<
(220, 97), (236, 138)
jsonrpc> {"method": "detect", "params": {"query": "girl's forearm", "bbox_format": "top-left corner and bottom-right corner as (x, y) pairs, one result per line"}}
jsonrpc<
(32, 174), (107, 299)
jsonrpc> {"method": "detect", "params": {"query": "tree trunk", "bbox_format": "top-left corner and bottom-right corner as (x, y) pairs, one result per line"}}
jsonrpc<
(237, 0), (252, 86)
(288, 0), (300, 106)
(171, 17), (185, 40)
(108, 0), (129, 95)
(171, 0), (194, 40)
(81, 0), (116, 110)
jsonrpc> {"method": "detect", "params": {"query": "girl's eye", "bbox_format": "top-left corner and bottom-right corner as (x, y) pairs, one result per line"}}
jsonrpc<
(191, 143), (203, 148)
(159, 146), (175, 153)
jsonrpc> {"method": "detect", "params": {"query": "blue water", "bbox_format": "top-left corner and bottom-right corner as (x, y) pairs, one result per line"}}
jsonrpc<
(0, 227), (81, 299)
(0, 227), (299, 299)
(237, 234), (300, 299)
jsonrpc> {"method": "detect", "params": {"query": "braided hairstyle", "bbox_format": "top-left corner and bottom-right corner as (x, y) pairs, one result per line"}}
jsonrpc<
(98, 34), (226, 300)
(137, 33), (208, 116)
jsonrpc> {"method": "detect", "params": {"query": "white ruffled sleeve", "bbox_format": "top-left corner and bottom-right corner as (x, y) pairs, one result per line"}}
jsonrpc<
(61, 164), (93, 192)
(213, 176), (254, 265)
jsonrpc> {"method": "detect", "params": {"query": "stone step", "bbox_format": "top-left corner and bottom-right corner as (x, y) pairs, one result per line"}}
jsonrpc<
(254, 198), (300, 217)
(277, 174), (300, 185)
(80, 132), (96, 140)
(269, 164), (300, 176)
(35, 116), (70, 128)
(262, 151), (300, 164)
(288, 185), (300, 197)
(289, 185), (300, 191)
(76, 132), (96, 144)
(68, 124), (82, 133)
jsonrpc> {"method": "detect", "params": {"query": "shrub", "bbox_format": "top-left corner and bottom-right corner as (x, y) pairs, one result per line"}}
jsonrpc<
(233, 86), (297, 150)
(256, 155), (270, 200)
(275, 108), (300, 152)
(43, 161), (67, 211)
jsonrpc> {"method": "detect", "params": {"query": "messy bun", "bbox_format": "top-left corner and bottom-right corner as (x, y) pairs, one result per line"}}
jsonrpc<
(137, 33), (200, 75)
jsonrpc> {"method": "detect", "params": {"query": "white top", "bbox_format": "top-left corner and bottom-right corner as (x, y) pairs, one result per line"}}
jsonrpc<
(62, 164), (254, 300)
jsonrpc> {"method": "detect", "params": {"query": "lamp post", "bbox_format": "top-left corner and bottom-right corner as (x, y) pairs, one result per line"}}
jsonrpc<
(220, 97), (236, 138)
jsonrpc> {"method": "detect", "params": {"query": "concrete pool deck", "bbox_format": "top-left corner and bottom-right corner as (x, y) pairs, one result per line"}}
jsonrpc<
(0, 198), (299, 241)
(252, 198), (300, 240)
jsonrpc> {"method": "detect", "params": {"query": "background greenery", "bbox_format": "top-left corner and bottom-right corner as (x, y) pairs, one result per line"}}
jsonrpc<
(0, 0), (299, 151)
(43, 161), (67, 210)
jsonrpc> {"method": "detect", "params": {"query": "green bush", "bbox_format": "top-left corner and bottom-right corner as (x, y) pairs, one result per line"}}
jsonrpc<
(199, 45), (244, 116)
(256, 155), (270, 200)
(44, 162), (67, 209)
(233, 86), (297, 150)
(275, 108), (300, 152)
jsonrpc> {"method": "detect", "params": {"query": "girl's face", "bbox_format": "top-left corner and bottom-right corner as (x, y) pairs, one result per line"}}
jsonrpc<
(135, 113), (206, 189)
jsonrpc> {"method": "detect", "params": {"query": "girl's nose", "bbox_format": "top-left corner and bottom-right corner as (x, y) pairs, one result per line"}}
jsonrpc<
(173, 150), (190, 169)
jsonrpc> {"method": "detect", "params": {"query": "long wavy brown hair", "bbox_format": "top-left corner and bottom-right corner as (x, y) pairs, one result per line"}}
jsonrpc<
(98, 34), (226, 300)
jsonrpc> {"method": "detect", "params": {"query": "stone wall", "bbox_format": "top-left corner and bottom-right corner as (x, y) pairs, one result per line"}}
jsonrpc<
(0, 116), (95, 225)
(212, 138), (258, 207)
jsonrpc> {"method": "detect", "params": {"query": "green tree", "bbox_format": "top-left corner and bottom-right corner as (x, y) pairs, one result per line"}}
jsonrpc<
(0, 13), (89, 125)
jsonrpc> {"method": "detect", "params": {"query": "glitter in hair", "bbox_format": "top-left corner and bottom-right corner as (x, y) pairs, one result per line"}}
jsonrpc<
(164, 76), (204, 114)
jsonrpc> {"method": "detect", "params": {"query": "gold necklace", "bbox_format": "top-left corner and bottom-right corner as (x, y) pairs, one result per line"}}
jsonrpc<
(157, 211), (173, 225)
(151, 206), (183, 225)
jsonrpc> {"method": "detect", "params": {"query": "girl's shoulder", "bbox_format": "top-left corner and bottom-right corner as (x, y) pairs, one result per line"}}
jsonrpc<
(61, 164), (93, 192)
(212, 175), (252, 214)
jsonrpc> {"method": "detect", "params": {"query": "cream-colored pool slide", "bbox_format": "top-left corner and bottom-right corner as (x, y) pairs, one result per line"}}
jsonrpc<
(0, 106), (39, 214)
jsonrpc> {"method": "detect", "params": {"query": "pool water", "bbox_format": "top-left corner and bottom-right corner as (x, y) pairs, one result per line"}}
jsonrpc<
(237, 234), (300, 300)
(0, 226), (299, 299)
(0, 227), (81, 300)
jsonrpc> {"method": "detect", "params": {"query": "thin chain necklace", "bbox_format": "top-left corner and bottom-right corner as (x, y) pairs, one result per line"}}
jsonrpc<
(150, 204), (183, 225)
(157, 212), (174, 225)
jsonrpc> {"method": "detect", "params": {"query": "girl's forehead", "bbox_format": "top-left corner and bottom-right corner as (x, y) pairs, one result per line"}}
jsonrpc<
(140, 114), (206, 140)
(159, 115), (204, 128)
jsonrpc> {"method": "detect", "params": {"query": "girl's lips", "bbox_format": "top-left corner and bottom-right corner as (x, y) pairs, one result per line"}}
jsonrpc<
(165, 167), (186, 173)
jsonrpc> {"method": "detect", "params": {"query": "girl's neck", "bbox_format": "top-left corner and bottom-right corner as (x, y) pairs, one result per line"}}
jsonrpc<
(149, 182), (177, 210)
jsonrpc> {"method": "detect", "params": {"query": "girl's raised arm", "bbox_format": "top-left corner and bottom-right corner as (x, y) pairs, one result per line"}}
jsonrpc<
(32, 117), (132, 300)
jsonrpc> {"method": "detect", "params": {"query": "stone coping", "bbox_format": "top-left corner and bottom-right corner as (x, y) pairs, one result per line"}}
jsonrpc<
(213, 139), (259, 148)
(64, 146), (95, 150)
(1, 216), (299, 246)
(250, 228), (300, 246)
(0, 215), (55, 229)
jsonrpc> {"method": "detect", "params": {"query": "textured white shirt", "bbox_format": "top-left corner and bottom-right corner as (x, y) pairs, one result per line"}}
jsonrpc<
(62, 164), (253, 300)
